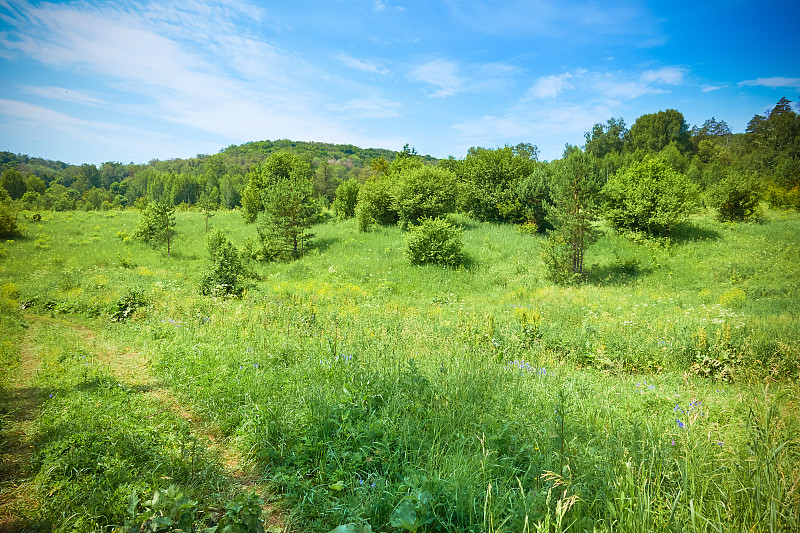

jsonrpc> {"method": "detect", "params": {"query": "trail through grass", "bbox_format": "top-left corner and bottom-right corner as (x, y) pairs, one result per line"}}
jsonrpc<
(0, 313), (288, 531)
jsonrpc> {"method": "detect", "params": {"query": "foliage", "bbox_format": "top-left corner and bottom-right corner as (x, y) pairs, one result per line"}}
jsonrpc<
(404, 216), (465, 267)
(241, 152), (313, 223)
(626, 109), (693, 154)
(542, 150), (602, 282)
(709, 171), (765, 222)
(134, 201), (177, 256)
(0, 200), (21, 238)
(199, 230), (245, 296)
(254, 173), (320, 260)
(456, 144), (539, 223)
(110, 289), (146, 322)
(355, 175), (397, 231)
(602, 157), (700, 237)
(392, 165), (458, 230)
(332, 179), (360, 221)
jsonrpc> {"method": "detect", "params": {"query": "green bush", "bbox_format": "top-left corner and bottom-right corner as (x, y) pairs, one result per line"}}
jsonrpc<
(332, 179), (360, 221)
(199, 229), (245, 296)
(602, 157), (700, 237)
(355, 176), (397, 231)
(392, 166), (458, 230)
(709, 172), (764, 222)
(0, 201), (21, 239)
(404, 217), (465, 267)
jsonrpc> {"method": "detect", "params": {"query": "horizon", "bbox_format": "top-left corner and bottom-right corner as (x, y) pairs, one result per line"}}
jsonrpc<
(1, 0), (799, 166)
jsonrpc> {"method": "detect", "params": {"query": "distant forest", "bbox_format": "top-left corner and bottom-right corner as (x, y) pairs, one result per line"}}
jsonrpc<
(1, 97), (798, 212)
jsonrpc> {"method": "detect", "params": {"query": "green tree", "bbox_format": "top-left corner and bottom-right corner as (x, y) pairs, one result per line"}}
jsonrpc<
(332, 179), (360, 221)
(392, 166), (458, 230)
(242, 152), (313, 222)
(542, 150), (602, 283)
(457, 144), (539, 223)
(134, 201), (177, 256)
(602, 158), (700, 237)
(256, 173), (320, 260)
(0, 168), (26, 200)
(584, 117), (627, 159)
(627, 109), (692, 155)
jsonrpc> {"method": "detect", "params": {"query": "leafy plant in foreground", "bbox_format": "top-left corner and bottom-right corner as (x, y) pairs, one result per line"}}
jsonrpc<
(200, 229), (245, 297)
(404, 217), (465, 267)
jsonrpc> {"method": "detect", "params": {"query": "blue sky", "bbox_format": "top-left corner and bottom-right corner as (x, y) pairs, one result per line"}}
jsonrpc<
(0, 0), (798, 165)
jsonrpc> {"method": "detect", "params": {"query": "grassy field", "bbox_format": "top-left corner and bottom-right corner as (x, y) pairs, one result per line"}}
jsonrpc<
(1, 208), (798, 532)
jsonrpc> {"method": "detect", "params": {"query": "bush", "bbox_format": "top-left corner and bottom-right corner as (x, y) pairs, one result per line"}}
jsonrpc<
(392, 166), (458, 230)
(602, 157), (700, 237)
(332, 179), (360, 221)
(404, 217), (466, 268)
(199, 230), (245, 296)
(709, 172), (764, 222)
(0, 202), (21, 239)
(355, 176), (397, 231)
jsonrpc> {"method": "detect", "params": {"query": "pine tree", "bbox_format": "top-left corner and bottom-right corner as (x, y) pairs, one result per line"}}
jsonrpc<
(134, 201), (177, 256)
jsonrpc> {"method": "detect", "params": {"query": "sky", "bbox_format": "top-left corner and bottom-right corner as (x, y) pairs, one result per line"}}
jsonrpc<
(0, 0), (798, 165)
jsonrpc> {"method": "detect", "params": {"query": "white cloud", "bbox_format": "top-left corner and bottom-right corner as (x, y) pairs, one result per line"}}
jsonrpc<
(336, 52), (390, 75)
(19, 85), (108, 106)
(701, 84), (727, 93)
(328, 97), (401, 119)
(739, 77), (800, 89)
(525, 72), (574, 99)
(641, 66), (686, 85)
(409, 59), (465, 98)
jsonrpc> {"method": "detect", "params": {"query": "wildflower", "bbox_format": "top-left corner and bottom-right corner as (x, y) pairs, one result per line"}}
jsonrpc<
(671, 439), (675, 445)
(676, 419), (685, 429)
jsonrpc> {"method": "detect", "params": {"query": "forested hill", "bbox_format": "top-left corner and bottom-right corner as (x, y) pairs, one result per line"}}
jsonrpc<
(1, 97), (799, 213)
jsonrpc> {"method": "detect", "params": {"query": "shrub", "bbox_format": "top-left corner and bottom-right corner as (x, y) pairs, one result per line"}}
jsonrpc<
(392, 166), (458, 230)
(602, 157), (700, 237)
(199, 229), (245, 296)
(332, 179), (360, 221)
(404, 217), (465, 267)
(709, 172), (764, 222)
(0, 202), (21, 239)
(355, 176), (397, 231)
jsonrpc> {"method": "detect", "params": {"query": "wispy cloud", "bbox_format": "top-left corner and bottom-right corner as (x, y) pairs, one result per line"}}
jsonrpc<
(525, 72), (575, 99)
(19, 85), (108, 106)
(701, 84), (727, 93)
(641, 66), (686, 85)
(409, 59), (465, 98)
(328, 97), (401, 119)
(738, 77), (800, 89)
(336, 52), (390, 75)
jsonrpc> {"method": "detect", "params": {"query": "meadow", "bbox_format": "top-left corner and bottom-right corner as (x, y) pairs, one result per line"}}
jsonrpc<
(1, 207), (798, 532)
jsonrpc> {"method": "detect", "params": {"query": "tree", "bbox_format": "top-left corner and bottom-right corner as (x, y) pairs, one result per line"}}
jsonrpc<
(457, 144), (539, 223)
(256, 173), (320, 260)
(332, 179), (360, 220)
(627, 109), (692, 155)
(602, 158), (700, 237)
(198, 175), (220, 233)
(0, 168), (26, 200)
(392, 166), (458, 230)
(542, 150), (602, 283)
(584, 117), (627, 159)
(134, 201), (177, 256)
(242, 152), (313, 222)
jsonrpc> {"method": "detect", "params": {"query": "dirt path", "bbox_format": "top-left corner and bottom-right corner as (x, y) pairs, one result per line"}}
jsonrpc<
(0, 314), (290, 532)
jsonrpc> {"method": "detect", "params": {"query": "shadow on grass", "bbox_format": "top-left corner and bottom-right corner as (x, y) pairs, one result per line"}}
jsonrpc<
(587, 259), (652, 285)
(314, 235), (340, 253)
(669, 223), (721, 243)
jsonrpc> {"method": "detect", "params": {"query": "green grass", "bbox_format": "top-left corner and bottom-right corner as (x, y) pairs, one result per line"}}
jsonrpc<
(1, 207), (798, 531)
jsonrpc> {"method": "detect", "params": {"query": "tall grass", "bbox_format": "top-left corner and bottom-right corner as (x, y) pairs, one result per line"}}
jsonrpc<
(2, 208), (798, 531)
